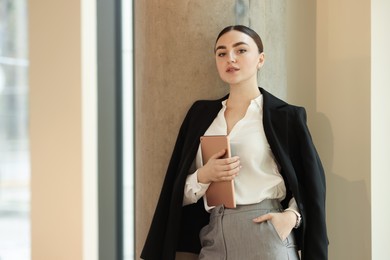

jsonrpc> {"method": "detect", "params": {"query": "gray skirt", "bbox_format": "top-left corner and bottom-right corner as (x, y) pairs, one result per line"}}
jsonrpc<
(198, 199), (299, 260)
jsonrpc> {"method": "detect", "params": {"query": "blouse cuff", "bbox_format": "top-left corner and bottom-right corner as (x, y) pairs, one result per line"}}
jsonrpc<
(182, 170), (210, 206)
(187, 170), (210, 192)
(285, 197), (300, 214)
(284, 197), (302, 228)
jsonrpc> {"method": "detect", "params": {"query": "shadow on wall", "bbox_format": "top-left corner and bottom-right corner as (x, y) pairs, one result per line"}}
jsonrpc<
(312, 112), (371, 260)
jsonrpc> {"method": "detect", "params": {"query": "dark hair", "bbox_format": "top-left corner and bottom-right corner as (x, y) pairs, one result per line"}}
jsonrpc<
(215, 25), (264, 54)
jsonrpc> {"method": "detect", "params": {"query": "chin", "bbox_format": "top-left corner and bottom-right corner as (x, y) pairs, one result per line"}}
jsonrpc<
(220, 76), (240, 85)
(224, 80), (244, 86)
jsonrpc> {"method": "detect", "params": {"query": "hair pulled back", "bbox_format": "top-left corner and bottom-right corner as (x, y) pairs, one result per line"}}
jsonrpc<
(215, 25), (264, 54)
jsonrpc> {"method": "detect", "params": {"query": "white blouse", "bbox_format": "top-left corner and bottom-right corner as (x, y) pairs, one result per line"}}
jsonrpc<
(183, 94), (299, 214)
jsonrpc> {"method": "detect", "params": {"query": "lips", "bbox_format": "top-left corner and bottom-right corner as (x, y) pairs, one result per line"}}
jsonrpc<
(226, 66), (240, 72)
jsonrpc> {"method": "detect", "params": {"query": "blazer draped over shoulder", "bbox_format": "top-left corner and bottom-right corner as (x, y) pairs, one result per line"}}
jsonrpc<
(141, 88), (328, 260)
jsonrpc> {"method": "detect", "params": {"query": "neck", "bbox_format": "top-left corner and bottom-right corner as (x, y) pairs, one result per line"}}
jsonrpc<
(227, 81), (260, 108)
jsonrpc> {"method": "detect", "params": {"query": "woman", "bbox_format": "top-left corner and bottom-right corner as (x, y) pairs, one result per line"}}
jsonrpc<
(141, 25), (328, 260)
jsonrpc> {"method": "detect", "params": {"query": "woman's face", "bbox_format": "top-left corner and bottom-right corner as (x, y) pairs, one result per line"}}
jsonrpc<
(215, 30), (264, 86)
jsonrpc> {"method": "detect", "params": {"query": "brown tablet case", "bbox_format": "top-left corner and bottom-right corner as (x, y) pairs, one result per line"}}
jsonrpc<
(200, 135), (236, 208)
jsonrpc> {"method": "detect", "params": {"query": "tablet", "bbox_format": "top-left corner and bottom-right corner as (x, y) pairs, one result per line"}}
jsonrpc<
(200, 135), (236, 208)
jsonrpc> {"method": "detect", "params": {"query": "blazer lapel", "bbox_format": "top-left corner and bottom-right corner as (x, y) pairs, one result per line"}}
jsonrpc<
(261, 88), (289, 165)
(261, 88), (294, 206)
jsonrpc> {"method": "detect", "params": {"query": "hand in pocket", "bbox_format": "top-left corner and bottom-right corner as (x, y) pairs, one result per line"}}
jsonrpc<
(252, 211), (296, 241)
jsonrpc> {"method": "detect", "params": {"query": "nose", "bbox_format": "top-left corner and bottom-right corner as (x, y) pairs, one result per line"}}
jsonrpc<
(228, 52), (236, 63)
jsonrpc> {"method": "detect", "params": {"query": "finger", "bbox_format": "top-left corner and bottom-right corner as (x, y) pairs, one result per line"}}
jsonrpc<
(215, 165), (240, 179)
(220, 156), (240, 164)
(222, 160), (241, 171)
(253, 213), (273, 223)
(225, 168), (241, 179)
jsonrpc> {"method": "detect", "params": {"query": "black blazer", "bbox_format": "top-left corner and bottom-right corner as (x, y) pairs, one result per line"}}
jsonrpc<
(141, 88), (328, 260)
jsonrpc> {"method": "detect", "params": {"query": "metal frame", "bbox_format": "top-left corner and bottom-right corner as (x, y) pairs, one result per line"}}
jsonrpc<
(97, 0), (123, 259)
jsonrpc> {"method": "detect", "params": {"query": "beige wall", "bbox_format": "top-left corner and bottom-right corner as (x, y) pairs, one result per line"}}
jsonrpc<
(288, 0), (372, 259)
(30, 0), (82, 258)
(29, 0), (97, 259)
(286, 1), (373, 258)
(316, 0), (371, 259)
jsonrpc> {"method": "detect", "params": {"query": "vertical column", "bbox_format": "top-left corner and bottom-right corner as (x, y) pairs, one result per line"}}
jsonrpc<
(30, 0), (83, 259)
(30, 0), (98, 259)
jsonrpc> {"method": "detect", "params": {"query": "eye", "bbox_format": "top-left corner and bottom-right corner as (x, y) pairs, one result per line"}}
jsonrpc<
(217, 52), (226, 57)
(237, 49), (247, 54)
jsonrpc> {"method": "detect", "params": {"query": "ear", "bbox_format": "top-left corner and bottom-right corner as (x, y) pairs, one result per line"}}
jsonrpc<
(257, 52), (265, 69)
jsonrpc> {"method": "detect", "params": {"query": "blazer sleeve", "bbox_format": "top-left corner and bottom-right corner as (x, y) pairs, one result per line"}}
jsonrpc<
(295, 107), (328, 260)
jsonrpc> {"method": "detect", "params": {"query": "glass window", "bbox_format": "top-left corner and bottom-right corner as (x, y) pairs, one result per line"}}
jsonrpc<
(0, 1), (30, 259)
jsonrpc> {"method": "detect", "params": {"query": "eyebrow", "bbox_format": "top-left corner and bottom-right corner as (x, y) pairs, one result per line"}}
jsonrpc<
(215, 41), (249, 52)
